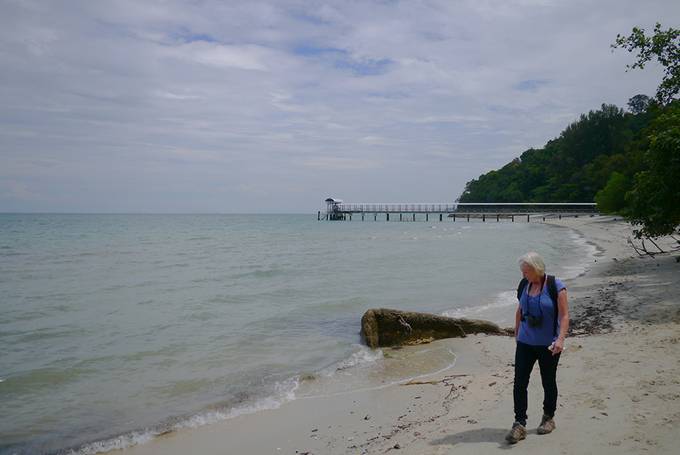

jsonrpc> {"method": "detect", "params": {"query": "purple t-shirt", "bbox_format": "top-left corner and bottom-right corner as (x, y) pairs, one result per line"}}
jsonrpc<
(517, 277), (566, 346)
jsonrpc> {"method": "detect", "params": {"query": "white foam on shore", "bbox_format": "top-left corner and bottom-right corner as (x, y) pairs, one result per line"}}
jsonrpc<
(302, 349), (458, 400)
(559, 230), (599, 279)
(323, 344), (384, 375)
(68, 376), (302, 455)
(176, 376), (301, 429)
(69, 345), (388, 455)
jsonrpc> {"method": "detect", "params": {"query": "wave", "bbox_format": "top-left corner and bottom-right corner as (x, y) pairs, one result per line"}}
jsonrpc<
(321, 344), (384, 375)
(64, 377), (301, 455)
(62, 341), (393, 455)
(560, 231), (599, 279)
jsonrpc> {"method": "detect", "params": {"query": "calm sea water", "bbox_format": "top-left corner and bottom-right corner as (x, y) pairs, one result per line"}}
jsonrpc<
(0, 214), (595, 454)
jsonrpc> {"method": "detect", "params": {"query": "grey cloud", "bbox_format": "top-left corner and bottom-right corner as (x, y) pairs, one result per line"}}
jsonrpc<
(0, 0), (678, 212)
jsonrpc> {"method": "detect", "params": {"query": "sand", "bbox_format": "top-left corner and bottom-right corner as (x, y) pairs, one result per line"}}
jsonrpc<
(117, 216), (680, 455)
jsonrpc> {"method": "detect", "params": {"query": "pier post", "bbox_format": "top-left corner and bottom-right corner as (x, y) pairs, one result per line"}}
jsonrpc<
(467, 214), (470, 222)
(426, 213), (429, 222)
(542, 216), (545, 222)
(497, 214), (500, 222)
(349, 214), (352, 221)
(482, 214), (485, 222)
(400, 213), (403, 221)
(453, 214), (456, 222)
(527, 214), (530, 222)
(413, 213), (416, 221)
(317, 211), (320, 221)
(512, 215), (514, 222)
(362, 213), (364, 221)
(387, 213), (390, 221)
(440, 213), (443, 222)
(559, 214), (562, 220)
(374, 214), (377, 221)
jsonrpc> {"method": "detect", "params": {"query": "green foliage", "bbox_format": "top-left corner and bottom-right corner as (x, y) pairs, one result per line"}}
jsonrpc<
(624, 101), (680, 238)
(627, 94), (651, 114)
(595, 172), (630, 214)
(458, 103), (649, 204)
(611, 23), (680, 104)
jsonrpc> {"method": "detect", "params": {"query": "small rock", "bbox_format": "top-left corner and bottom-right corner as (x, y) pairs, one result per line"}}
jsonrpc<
(393, 443), (401, 449)
(467, 419), (478, 424)
(311, 428), (318, 432)
(364, 415), (371, 420)
(488, 382), (496, 387)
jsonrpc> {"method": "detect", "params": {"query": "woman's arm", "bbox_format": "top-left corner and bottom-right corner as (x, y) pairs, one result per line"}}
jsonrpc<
(515, 305), (522, 340)
(552, 289), (569, 355)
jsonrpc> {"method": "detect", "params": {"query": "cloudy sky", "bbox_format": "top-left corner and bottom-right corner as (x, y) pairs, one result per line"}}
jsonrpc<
(1, 0), (677, 213)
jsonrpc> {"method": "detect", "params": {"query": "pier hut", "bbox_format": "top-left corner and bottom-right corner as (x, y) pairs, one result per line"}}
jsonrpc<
(323, 197), (345, 220)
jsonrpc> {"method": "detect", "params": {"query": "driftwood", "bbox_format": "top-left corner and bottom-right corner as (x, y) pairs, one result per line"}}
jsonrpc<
(628, 234), (680, 257)
(360, 308), (513, 348)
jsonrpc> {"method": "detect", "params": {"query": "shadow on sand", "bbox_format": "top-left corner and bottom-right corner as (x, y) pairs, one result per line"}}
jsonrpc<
(429, 427), (520, 450)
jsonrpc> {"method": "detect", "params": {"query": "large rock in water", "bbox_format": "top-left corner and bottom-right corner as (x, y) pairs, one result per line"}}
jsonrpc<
(360, 308), (512, 348)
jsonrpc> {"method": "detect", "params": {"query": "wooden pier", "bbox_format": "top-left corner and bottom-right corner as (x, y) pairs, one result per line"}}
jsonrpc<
(319, 199), (598, 222)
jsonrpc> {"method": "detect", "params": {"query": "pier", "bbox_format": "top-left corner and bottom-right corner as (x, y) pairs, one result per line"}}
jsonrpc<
(319, 198), (598, 222)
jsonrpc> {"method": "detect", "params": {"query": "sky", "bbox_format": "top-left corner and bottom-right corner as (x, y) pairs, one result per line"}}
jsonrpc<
(1, 0), (678, 213)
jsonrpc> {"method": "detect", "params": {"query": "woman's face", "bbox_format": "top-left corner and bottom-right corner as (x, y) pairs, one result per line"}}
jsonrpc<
(520, 263), (542, 283)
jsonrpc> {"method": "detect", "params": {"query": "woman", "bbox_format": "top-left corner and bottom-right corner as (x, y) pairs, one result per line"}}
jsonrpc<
(505, 251), (569, 444)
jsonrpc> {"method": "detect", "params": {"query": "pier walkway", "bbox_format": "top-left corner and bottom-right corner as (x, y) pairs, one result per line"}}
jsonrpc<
(319, 199), (598, 222)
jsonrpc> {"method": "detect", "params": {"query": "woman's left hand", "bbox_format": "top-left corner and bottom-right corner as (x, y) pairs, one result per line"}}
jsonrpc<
(551, 339), (564, 356)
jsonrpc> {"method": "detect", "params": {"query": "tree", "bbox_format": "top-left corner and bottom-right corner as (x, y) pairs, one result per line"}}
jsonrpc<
(612, 23), (680, 104)
(627, 94), (651, 114)
(624, 101), (680, 238)
(595, 172), (630, 214)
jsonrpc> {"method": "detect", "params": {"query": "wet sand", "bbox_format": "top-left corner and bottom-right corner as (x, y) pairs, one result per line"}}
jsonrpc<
(118, 216), (680, 455)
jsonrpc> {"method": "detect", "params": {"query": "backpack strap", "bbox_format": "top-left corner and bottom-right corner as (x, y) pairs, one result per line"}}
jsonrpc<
(516, 278), (528, 301)
(547, 275), (559, 338)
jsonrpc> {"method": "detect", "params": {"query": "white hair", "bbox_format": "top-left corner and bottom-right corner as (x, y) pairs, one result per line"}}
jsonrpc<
(518, 251), (546, 275)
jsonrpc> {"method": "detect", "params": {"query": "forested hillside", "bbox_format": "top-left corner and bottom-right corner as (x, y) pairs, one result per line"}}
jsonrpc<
(458, 22), (678, 239)
(457, 101), (659, 204)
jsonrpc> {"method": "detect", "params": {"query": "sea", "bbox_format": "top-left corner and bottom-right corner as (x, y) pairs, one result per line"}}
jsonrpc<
(0, 214), (597, 454)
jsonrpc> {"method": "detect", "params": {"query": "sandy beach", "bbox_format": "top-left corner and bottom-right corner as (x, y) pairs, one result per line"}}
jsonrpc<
(117, 216), (680, 455)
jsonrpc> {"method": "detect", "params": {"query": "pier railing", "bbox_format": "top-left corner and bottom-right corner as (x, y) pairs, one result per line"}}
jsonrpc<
(335, 203), (458, 213)
(319, 201), (598, 221)
(332, 202), (597, 214)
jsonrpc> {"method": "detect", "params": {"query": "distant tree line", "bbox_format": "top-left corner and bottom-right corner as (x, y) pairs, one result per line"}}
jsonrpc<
(457, 23), (679, 239)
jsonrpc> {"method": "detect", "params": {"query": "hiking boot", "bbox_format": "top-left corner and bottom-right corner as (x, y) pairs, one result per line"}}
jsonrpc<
(505, 422), (527, 444)
(537, 414), (556, 434)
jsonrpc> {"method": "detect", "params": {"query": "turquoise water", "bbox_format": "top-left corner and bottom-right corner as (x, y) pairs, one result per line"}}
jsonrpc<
(0, 214), (594, 454)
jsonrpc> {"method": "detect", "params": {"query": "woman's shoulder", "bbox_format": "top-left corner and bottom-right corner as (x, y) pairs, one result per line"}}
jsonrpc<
(553, 276), (566, 291)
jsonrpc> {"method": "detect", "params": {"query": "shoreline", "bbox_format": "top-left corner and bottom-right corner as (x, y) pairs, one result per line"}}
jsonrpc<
(108, 216), (680, 454)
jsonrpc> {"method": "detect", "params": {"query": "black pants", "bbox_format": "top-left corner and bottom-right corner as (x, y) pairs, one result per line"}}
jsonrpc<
(513, 341), (561, 425)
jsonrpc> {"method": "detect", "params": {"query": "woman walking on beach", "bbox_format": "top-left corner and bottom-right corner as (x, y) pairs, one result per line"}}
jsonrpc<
(506, 252), (569, 444)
